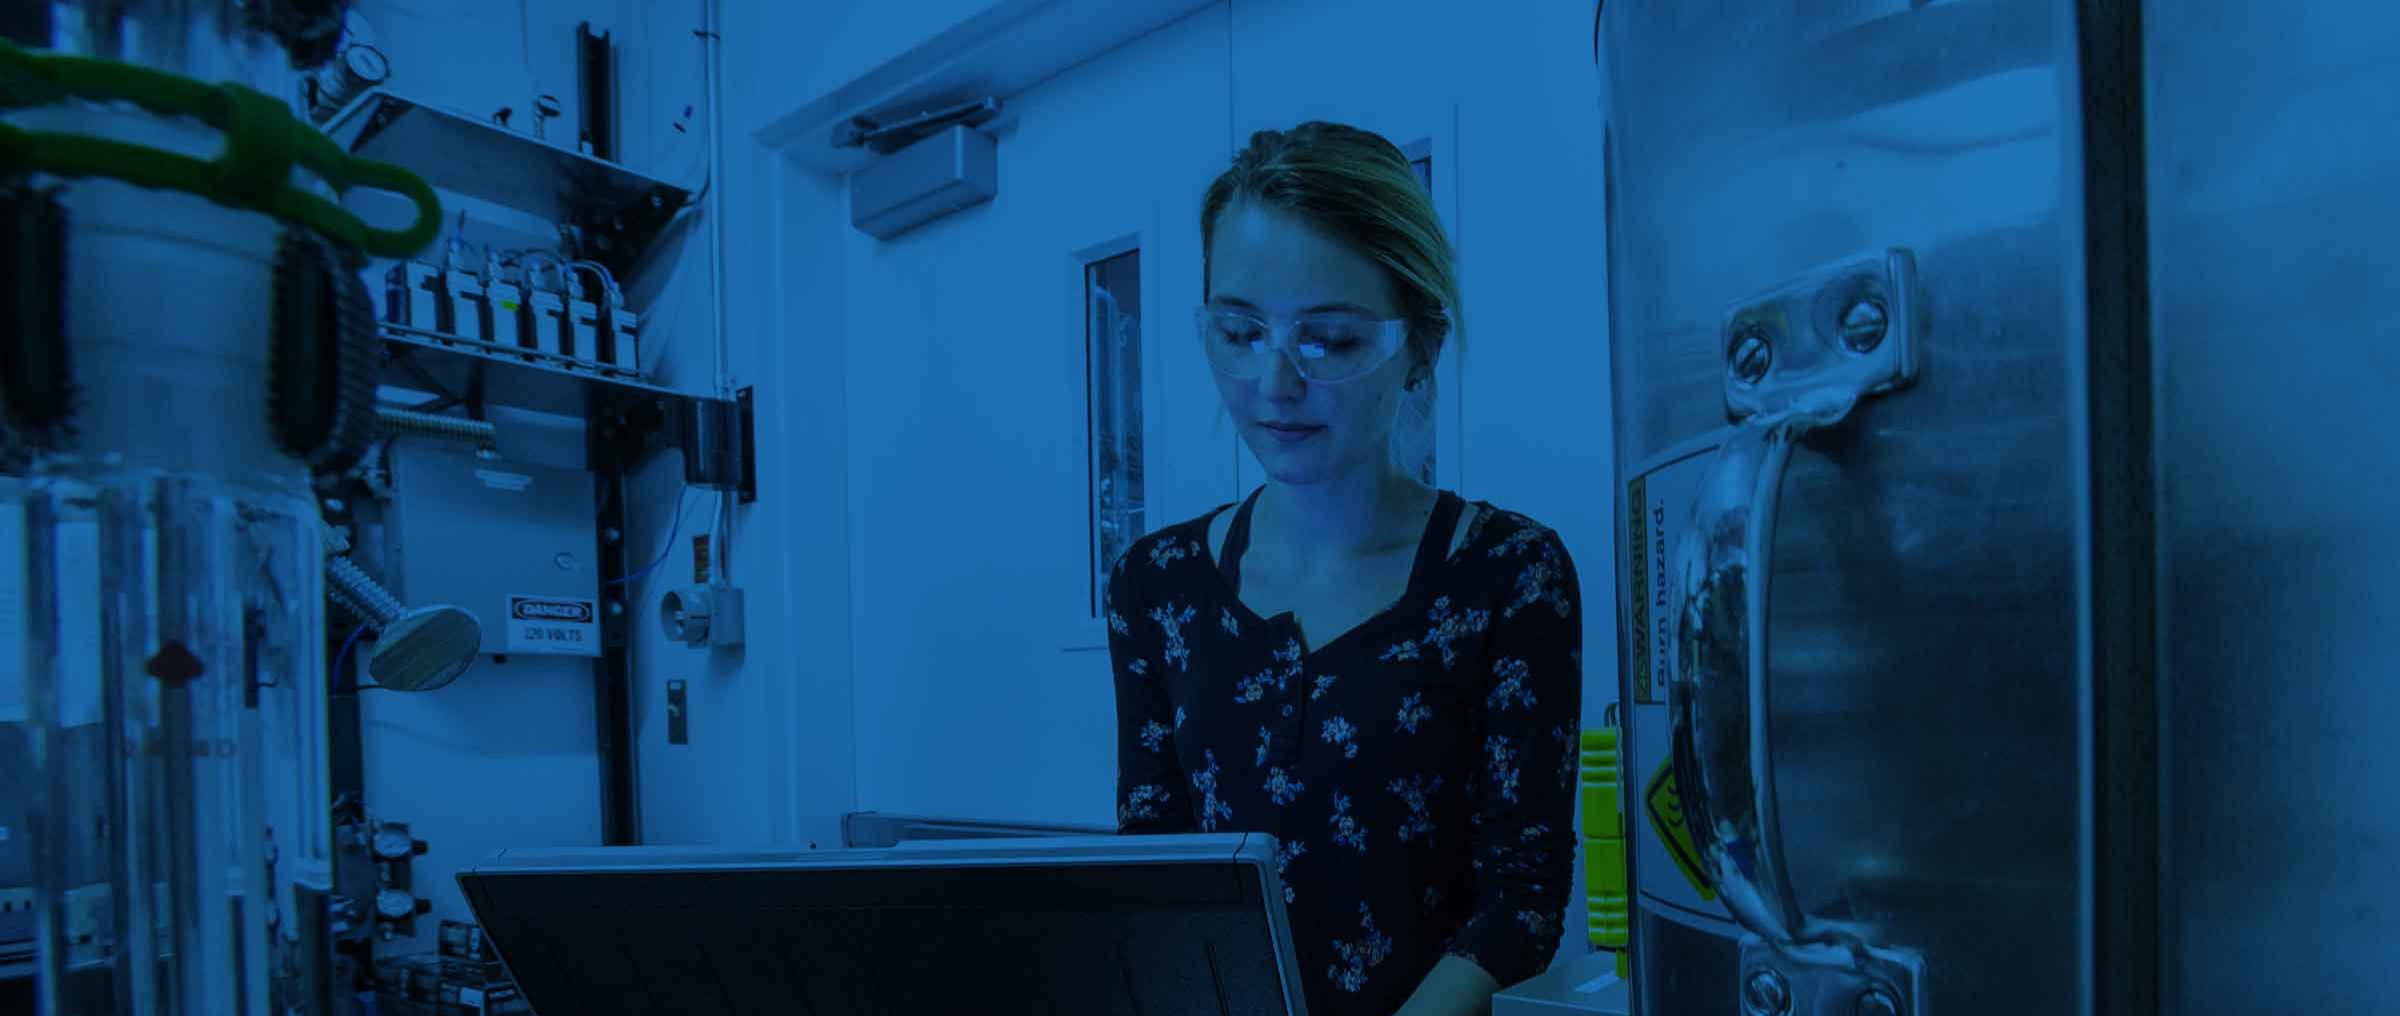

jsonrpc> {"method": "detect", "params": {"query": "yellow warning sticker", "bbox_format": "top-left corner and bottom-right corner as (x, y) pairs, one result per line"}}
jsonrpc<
(1625, 475), (1653, 704)
(1625, 443), (1713, 707)
(1643, 756), (1716, 901)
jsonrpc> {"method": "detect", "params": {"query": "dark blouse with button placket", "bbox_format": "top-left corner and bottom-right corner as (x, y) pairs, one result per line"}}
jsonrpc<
(1107, 487), (1583, 1016)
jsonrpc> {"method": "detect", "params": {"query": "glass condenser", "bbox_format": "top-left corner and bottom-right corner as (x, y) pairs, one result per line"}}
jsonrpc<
(1599, 2), (2400, 1015)
(4, 3), (438, 1012)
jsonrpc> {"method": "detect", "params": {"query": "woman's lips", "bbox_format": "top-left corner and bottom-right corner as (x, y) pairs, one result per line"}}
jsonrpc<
(1261, 423), (1323, 443)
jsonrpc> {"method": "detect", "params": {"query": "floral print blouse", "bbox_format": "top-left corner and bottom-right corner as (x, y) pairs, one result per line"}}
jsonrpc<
(1106, 487), (1584, 1016)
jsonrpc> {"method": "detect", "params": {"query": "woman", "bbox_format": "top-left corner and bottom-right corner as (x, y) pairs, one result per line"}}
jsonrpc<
(1106, 121), (1584, 1016)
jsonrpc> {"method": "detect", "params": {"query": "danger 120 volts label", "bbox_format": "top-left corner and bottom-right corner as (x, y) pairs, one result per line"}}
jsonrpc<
(506, 595), (601, 656)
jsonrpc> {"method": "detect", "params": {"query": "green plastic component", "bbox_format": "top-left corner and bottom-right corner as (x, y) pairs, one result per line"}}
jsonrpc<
(1580, 725), (1631, 952)
(0, 39), (441, 257)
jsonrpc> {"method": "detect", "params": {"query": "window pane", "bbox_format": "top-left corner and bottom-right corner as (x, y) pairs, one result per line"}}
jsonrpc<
(1086, 250), (1144, 616)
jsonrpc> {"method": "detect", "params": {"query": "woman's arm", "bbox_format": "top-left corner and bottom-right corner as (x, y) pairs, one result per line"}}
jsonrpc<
(1106, 552), (1194, 833)
(1405, 524), (1586, 1012)
(1392, 955), (1502, 1016)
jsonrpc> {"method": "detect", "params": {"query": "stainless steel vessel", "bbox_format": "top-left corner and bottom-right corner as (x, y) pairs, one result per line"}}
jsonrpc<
(1600, 3), (2400, 1014)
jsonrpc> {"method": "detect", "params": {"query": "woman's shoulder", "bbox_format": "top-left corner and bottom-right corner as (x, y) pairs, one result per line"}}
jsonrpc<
(1455, 496), (1571, 560)
(1106, 505), (1232, 597)
(1452, 497), (1581, 625)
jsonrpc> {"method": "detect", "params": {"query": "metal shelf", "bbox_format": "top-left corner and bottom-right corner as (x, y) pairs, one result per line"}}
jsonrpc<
(342, 93), (692, 277)
(378, 323), (689, 418)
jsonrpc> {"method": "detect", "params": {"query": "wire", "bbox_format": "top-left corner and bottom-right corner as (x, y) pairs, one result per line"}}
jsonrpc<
(609, 484), (697, 588)
(569, 260), (621, 307)
(332, 621), (372, 693)
(710, 489), (729, 582)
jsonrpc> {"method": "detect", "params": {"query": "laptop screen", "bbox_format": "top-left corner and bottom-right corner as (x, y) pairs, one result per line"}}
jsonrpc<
(457, 833), (1307, 1016)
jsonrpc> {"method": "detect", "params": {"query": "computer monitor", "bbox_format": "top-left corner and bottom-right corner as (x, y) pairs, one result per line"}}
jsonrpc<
(456, 832), (1309, 1016)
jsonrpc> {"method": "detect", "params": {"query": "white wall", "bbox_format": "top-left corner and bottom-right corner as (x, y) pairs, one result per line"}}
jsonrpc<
(731, 0), (1021, 136)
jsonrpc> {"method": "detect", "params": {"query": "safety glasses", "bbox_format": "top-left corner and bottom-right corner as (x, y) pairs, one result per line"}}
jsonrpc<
(1193, 305), (1409, 383)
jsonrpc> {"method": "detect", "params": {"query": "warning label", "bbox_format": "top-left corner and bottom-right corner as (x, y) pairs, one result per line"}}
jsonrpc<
(1643, 756), (1717, 902)
(1626, 475), (1653, 704)
(506, 595), (601, 656)
(1624, 446), (1711, 705)
(1620, 438), (1735, 921)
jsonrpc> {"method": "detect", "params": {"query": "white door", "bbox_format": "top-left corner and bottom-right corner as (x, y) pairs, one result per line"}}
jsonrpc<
(836, 12), (1235, 826)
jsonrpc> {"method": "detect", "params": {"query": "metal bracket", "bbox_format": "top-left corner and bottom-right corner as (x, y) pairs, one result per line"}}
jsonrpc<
(736, 385), (757, 504)
(1722, 248), (1921, 421)
(1739, 935), (1925, 1016)
(674, 393), (750, 494)
(833, 96), (1002, 155)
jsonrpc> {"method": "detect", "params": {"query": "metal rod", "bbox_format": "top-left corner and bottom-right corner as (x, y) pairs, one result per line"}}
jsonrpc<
(324, 558), (404, 629)
(375, 406), (497, 446)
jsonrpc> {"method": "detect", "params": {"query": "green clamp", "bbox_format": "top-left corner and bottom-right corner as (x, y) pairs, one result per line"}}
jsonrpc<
(0, 38), (441, 258)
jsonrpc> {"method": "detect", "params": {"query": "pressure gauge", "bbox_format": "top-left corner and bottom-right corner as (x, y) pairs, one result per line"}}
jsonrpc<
(375, 889), (418, 921)
(306, 43), (390, 123)
(342, 45), (390, 87)
(370, 826), (420, 861)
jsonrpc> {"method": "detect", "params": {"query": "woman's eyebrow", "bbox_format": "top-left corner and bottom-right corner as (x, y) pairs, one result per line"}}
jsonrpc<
(1209, 296), (1380, 316)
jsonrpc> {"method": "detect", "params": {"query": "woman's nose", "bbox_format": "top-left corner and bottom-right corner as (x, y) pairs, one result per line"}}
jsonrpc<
(1258, 351), (1308, 401)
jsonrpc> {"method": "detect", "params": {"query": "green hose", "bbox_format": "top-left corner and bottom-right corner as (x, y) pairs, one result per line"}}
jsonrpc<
(0, 38), (441, 258)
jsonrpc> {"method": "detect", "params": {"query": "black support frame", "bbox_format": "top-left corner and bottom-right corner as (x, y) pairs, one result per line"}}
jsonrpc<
(2075, 2), (2160, 1014)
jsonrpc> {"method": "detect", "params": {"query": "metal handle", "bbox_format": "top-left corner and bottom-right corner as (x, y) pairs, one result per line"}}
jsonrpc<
(1667, 248), (1923, 947)
(1669, 400), (1837, 942)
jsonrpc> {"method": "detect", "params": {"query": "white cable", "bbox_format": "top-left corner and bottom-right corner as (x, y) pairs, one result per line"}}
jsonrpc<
(519, 0), (536, 86)
(702, 0), (731, 399)
(569, 259), (621, 309)
(711, 489), (729, 583)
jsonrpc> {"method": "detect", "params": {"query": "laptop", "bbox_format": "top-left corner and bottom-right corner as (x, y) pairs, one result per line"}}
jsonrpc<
(456, 832), (1309, 1016)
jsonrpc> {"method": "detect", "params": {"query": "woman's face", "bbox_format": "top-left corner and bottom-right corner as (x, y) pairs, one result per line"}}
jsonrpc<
(1205, 200), (1416, 487)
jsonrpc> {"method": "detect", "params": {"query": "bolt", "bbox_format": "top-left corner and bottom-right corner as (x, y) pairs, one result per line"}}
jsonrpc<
(603, 527), (623, 544)
(1730, 327), (1774, 386)
(1855, 987), (1902, 1016)
(1743, 969), (1793, 1016)
(1840, 297), (1890, 353)
(323, 556), (482, 692)
(607, 600), (627, 617)
(318, 518), (353, 556)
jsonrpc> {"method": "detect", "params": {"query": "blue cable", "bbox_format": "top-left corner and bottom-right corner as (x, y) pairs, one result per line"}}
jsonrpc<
(332, 621), (372, 693)
(607, 485), (695, 588)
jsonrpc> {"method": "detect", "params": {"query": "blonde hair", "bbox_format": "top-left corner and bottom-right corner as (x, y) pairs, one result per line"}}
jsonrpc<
(1200, 122), (1462, 477)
